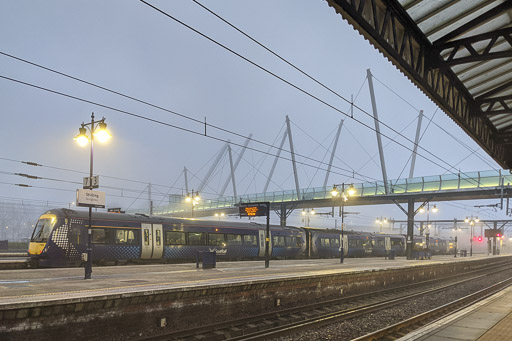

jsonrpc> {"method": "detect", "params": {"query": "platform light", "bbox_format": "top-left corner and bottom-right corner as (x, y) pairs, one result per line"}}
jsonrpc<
(464, 217), (469, 223)
(93, 121), (112, 143)
(419, 207), (425, 213)
(74, 127), (89, 146)
(432, 204), (438, 213)
(330, 185), (339, 197)
(311, 209), (316, 215)
(302, 209), (306, 215)
(347, 184), (356, 196)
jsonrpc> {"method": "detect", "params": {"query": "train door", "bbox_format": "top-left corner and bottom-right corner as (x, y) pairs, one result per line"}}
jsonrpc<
(141, 223), (164, 259)
(341, 235), (349, 256)
(258, 230), (272, 257)
(152, 224), (163, 259)
(385, 237), (391, 252)
(141, 224), (153, 259)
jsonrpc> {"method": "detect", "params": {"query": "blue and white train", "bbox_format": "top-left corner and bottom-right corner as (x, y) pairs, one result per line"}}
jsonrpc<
(27, 208), (454, 267)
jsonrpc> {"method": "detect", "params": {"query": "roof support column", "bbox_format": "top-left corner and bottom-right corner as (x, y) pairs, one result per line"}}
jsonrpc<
(198, 142), (228, 193)
(406, 198), (415, 260)
(409, 110), (424, 178)
(220, 134), (252, 196)
(323, 119), (344, 188)
(227, 144), (237, 201)
(263, 130), (288, 193)
(286, 115), (301, 200)
(367, 69), (389, 194)
(183, 167), (189, 194)
(280, 204), (287, 227)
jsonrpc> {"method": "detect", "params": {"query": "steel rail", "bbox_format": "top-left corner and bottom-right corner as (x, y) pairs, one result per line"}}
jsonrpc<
(353, 277), (512, 341)
(138, 259), (512, 341)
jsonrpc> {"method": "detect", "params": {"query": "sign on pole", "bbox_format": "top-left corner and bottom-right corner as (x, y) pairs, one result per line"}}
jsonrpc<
(239, 203), (269, 217)
(76, 189), (106, 208)
(239, 202), (271, 268)
(83, 176), (99, 189)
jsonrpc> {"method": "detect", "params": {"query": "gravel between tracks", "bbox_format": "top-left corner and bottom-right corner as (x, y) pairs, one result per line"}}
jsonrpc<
(274, 269), (512, 341)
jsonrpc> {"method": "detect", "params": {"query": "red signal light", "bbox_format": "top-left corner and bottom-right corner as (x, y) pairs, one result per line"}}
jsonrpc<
(478, 236), (483, 242)
(497, 233), (501, 237)
(473, 236), (477, 242)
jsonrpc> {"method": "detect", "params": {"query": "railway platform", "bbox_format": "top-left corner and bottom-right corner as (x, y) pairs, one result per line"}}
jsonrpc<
(399, 284), (512, 341)
(0, 254), (509, 340)
(0, 255), (492, 304)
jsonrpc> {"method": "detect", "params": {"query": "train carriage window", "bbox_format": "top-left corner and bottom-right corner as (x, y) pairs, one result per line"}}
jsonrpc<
(166, 231), (186, 245)
(243, 235), (257, 246)
(31, 218), (56, 243)
(331, 238), (340, 247)
(143, 229), (150, 246)
(188, 232), (206, 245)
(115, 230), (138, 245)
(272, 236), (286, 246)
(348, 240), (358, 248)
(226, 234), (242, 245)
(92, 229), (106, 244)
(155, 229), (162, 246)
(320, 238), (330, 247)
(208, 233), (225, 246)
(285, 236), (296, 246)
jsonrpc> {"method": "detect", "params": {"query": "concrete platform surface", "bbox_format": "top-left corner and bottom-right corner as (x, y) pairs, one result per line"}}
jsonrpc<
(0, 254), (497, 307)
(398, 284), (512, 340)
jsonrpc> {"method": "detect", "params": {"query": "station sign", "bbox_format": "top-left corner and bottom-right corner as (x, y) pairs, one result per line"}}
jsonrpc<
(76, 189), (106, 208)
(239, 203), (269, 217)
(83, 175), (99, 189)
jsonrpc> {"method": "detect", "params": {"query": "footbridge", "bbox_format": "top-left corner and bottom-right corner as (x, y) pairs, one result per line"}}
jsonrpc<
(153, 169), (512, 221)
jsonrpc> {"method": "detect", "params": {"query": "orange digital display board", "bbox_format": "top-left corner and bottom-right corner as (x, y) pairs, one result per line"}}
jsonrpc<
(239, 203), (268, 217)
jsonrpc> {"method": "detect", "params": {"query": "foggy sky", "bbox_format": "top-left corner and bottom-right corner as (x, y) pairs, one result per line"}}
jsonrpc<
(0, 0), (508, 232)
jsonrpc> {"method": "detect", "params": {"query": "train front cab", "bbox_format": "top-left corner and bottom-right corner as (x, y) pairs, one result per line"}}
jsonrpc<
(27, 211), (84, 267)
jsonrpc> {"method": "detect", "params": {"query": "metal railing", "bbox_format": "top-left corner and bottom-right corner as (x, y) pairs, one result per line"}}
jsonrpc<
(153, 169), (512, 215)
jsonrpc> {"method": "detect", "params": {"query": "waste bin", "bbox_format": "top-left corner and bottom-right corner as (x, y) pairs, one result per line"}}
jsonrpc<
(196, 251), (216, 269)
(386, 250), (395, 260)
(460, 250), (467, 257)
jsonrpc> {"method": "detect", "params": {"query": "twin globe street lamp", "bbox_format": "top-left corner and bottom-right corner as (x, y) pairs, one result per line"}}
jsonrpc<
(331, 183), (355, 264)
(464, 216), (479, 257)
(74, 113), (111, 280)
(185, 190), (201, 217)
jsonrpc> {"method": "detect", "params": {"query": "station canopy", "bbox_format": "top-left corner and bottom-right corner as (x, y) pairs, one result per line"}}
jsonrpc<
(327, 0), (512, 169)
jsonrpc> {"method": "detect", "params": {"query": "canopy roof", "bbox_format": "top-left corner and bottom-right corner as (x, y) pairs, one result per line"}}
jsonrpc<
(327, 0), (512, 169)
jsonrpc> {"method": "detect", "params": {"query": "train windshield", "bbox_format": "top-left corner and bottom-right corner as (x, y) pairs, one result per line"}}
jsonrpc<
(31, 217), (56, 243)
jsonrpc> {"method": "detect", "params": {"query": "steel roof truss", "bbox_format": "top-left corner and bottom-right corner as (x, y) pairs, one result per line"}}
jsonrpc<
(327, 0), (509, 168)
(435, 27), (512, 66)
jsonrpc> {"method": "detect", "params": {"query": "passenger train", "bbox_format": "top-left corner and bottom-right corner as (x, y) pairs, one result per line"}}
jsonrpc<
(27, 208), (454, 267)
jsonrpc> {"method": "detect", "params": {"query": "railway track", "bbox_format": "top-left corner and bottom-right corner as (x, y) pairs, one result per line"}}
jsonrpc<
(139, 260), (512, 341)
(354, 277), (512, 341)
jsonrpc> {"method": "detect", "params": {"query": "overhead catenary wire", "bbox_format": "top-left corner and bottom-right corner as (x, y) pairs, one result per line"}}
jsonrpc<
(0, 48), (483, 191)
(0, 50), (377, 185)
(0, 75), (385, 186)
(181, 0), (489, 185)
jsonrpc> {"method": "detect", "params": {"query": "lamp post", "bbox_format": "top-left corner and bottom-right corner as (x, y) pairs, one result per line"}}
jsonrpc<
(375, 217), (388, 232)
(301, 208), (315, 227)
(452, 227), (461, 258)
(74, 113), (111, 280)
(331, 183), (355, 264)
(464, 216), (479, 257)
(419, 203), (438, 248)
(185, 190), (200, 217)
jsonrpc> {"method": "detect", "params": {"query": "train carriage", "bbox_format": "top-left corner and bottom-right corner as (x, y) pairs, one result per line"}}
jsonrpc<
(371, 234), (406, 257)
(28, 208), (306, 267)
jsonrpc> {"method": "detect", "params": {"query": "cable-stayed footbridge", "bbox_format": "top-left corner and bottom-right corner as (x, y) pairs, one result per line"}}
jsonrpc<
(153, 169), (512, 223)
